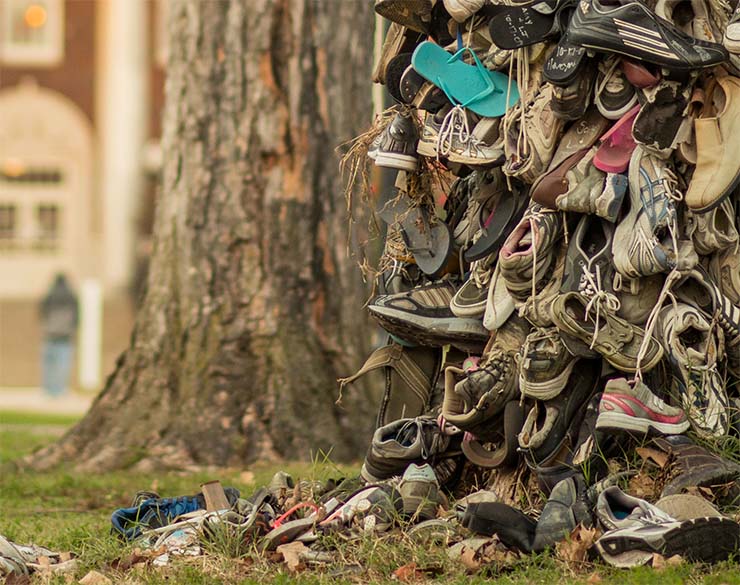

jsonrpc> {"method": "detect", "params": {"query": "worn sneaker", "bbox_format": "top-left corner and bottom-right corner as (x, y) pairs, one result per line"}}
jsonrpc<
(568, 0), (728, 71)
(596, 514), (740, 567)
(361, 416), (462, 483)
(503, 84), (565, 184)
(684, 198), (739, 256)
(499, 202), (565, 302)
(594, 57), (637, 120)
(450, 254), (495, 318)
(519, 327), (579, 400)
(483, 262), (516, 330)
(373, 109), (420, 171)
(550, 63), (596, 121)
(654, 302), (729, 438)
(375, 0), (434, 34)
(612, 146), (681, 279)
(709, 245), (740, 306)
(596, 377), (689, 436)
(560, 213), (614, 298)
(550, 291), (663, 373)
(368, 279), (490, 351)
(532, 475), (593, 552)
(398, 463), (445, 521)
(596, 486), (676, 531)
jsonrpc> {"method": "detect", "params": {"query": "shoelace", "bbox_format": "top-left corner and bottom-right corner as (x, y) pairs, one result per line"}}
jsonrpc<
(437, 105), (470, 159)
(582, 263), (621, 350)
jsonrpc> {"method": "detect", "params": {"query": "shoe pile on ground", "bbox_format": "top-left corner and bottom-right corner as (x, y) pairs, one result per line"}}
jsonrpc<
(338, 0), (740, 569)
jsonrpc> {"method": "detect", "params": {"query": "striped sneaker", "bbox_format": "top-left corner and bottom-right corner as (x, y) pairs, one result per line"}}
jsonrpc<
(596, 377), (689, 436)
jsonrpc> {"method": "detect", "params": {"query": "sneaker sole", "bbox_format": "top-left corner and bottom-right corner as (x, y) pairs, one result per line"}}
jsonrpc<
(417, 140), (438, 158)
(595, 411), (690, 435)
(598, 517), (740, 563)
(375, 152), (419, 171)
(369, 305), (488, 350)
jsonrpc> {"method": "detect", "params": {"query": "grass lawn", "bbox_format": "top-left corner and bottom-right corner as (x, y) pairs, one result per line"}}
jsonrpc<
(1, 413), (740, 584)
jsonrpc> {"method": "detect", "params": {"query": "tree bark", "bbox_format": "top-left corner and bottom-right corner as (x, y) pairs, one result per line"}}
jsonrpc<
(31, 0), (377, 471)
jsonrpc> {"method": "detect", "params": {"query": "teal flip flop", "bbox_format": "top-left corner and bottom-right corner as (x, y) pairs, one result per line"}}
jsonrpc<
(411, 41), (519, 118)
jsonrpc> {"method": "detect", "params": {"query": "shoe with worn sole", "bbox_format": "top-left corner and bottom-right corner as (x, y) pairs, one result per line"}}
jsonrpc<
(596, 516), (740, 567)
(519, 327), (579, 400)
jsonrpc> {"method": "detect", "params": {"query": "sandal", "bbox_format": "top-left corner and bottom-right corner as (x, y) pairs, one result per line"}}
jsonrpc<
(592, 104), (640, 173)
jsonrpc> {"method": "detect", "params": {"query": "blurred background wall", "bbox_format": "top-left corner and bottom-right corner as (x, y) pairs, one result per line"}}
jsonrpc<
(0, 0), (165, 389)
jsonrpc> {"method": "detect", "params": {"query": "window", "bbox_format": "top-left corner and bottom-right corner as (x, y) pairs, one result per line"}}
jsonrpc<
(0, 204), (18, 249)
(35, 203), (59, 250)
(0, 164), (63, 185)
(0, 0), (64, 66)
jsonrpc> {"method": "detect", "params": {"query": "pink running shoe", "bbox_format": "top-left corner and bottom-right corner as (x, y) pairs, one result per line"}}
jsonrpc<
(596, 377), (689, 436)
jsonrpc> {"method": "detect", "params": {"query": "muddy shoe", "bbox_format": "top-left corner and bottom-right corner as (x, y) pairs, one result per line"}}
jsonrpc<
(532, 474), (592, 552)
(519, 327), (579, 400)
(652, 434), (740, 497)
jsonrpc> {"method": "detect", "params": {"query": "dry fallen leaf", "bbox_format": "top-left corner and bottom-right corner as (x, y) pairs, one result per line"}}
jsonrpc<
(636, 447), (669, 468)
(276, 541), (308, 573)
(556, 524), (600, 565)
(79, 570), (113, 585)
(459, 546), (481, 572)
(628, 471), (658, 501)
(586, 572), (602, 584)
(392, 562), (423, 582)
(652, 553), (683, 570)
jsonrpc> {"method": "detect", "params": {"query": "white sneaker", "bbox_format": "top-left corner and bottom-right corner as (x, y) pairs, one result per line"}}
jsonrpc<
(443, 0), (486, 22)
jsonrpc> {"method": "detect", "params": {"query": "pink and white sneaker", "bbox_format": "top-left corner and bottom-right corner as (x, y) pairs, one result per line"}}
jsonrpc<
(596, 378), (689, 436)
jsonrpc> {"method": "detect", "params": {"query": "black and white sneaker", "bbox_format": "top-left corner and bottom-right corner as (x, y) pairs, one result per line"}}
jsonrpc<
(568, 0), (728, 71)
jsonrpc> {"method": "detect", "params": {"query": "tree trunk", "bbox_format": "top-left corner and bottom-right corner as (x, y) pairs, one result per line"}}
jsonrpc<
(31, 0), (378, 471)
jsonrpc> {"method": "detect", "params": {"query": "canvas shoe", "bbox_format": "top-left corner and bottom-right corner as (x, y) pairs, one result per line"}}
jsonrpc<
(373, 109), (420, 171)
(499, 202), (564, 303)
(568, 0), (728, 71)
(594, 57), (637, 120)
(596, 515), (740, 567)
(550, 291), (663, 373)
(368, 279), (490, 351)
(361, 416), (462, 483)
(684, 198), (739, 256)
(595, 377), (689, 436)
(450, 254), (495, 318)
(654, 302), (729, 437)
(519, 327), (579, 400)
(612, 146), (681, 279)
(685, 76), (740, 212)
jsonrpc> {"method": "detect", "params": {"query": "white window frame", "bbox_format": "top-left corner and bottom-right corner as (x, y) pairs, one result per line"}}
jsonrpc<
(0, 0), (65, 67)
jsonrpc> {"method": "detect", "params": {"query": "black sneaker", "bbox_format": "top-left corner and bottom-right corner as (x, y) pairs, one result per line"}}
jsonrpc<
(373, 109), (420, 171)
(594, 57), (638, 120)
(568, 0), (728, 71)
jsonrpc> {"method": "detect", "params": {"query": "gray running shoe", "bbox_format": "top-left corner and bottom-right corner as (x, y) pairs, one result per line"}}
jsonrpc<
(398, 463), (445, 521)
(596, 486), (674, 531)
(654, 302), (729, 438)
(450, 254), (495, 318)
(684, 198), (739, 256)
(612, 146), (682, 278)
(596, 515), (740, 567)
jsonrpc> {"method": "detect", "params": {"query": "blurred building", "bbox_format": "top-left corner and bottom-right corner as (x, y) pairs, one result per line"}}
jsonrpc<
(0, 0), (164, 387)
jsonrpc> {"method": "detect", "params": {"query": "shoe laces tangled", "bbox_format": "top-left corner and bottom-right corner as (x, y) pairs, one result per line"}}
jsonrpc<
(582, 263), (621, 350)
(595, 57), (625, 99)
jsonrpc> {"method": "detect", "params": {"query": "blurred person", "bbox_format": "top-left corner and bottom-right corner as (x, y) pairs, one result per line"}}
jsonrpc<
(39, 274), (79, 397)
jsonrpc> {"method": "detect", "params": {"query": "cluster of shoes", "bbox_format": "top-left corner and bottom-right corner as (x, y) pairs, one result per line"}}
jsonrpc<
(338, 0), (740, 567)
